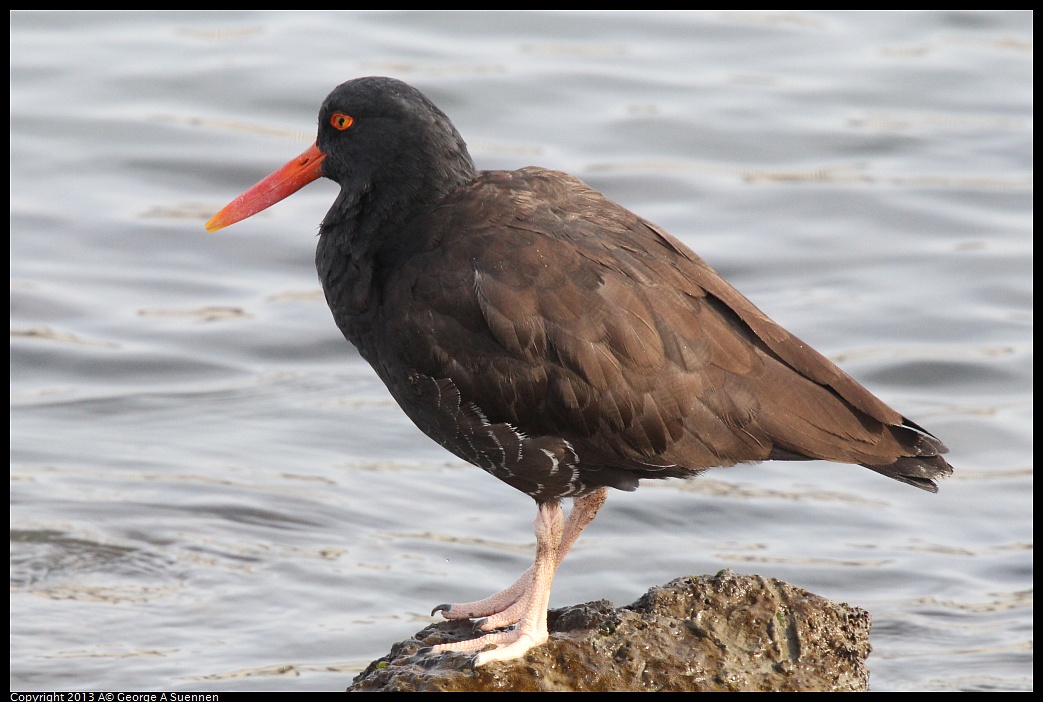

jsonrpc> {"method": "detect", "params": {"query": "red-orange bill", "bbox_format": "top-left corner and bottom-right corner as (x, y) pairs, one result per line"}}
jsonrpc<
(206, 142), (327, 232)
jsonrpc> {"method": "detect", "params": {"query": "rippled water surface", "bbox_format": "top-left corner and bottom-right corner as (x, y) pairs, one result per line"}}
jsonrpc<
(10, 10), (1032, 692)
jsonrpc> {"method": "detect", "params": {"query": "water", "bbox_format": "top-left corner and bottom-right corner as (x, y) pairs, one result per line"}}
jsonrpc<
(10, 10), (1032, 692)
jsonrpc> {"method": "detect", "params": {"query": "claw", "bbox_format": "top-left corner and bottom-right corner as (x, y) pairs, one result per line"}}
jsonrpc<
(431, 603), (452, 616)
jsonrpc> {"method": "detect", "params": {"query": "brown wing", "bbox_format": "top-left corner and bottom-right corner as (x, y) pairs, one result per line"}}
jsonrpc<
(375, 167), (951, 497)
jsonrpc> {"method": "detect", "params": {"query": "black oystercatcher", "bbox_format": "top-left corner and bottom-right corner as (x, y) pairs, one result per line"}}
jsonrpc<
(206, 77), (952, 666)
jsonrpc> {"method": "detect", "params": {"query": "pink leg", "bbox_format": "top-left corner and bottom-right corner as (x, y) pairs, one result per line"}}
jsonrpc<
(428, 488), (607, 665)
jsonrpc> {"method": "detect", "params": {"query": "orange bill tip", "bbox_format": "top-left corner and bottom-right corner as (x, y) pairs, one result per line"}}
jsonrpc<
(206, 142), (327, 232)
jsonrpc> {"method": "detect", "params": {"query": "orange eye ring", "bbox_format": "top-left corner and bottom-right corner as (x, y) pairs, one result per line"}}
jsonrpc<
(330, 113), (354, 130)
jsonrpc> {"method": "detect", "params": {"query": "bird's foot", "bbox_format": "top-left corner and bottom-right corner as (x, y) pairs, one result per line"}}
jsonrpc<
(427, 622), (548, 667)
(426, 501), (565, 666)
(432, 565), (535, 627)
(431, 488), (607, 630)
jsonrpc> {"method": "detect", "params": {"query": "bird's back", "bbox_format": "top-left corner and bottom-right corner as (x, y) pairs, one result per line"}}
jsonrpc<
(350, 166), (950, 499)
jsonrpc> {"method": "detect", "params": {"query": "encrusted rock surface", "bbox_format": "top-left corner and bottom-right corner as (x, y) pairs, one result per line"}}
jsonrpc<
(348, 570), (872, 692)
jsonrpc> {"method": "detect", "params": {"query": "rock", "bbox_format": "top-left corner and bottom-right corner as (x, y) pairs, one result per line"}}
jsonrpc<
(347, 570), (872, 692)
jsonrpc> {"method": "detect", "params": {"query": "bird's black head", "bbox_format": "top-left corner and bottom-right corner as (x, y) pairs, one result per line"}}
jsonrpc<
(205, 77), (477, 235)
(315, 77), (476, 207)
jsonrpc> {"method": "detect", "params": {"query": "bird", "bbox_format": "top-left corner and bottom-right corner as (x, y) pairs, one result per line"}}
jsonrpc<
(206, 76), (953, 667)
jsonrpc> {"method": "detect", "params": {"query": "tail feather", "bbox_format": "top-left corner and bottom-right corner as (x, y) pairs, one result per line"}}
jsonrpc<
(863, 423), (953, 493)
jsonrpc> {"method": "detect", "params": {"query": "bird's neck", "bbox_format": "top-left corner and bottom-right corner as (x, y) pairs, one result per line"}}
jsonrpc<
(315, 153), (477, 348)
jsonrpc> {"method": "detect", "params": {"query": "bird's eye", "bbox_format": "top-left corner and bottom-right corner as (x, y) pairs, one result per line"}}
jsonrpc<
(330, 113), (354, 131)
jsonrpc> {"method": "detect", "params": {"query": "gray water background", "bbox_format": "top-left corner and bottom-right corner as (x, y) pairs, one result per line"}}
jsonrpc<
(10, 10), (1032, 691)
